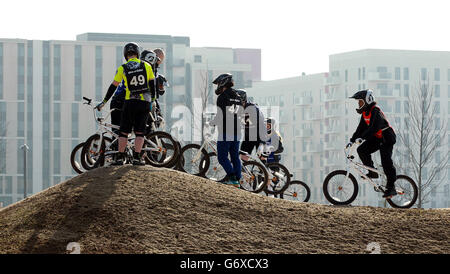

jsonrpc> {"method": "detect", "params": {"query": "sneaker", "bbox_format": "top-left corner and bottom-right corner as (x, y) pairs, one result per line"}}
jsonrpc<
(132, 151), (145, 166)
(112, 152), (126, 166)
(382, 188), (397, 198)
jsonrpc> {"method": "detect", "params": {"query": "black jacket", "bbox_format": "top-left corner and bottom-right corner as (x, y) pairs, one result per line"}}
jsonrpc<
(351, 103), (396, 145)
(211, 88), (243, 140)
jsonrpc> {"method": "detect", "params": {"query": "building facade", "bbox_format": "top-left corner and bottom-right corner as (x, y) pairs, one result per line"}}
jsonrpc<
(0, 33), (261, 207)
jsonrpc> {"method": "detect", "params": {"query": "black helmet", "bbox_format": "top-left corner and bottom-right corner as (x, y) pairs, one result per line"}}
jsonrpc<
(140, 50), (159, 65)
(350, 89), (375, 114)
(235, 89), (247, 105)
(212, 73), (233, 94)
(123, 42), (140, 61)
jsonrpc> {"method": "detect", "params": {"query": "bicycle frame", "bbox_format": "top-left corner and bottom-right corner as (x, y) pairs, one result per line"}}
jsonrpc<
(343, 142), (387, 192)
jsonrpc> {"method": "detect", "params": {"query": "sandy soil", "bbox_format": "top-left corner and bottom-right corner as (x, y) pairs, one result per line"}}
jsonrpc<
(0, 165), (448, 254)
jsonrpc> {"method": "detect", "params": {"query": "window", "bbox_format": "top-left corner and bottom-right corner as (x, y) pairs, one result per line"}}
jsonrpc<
(72, 103), (79, 138)
(53, 103), (60, 137)
(115, 46), (123, 67)
(53, 140), (60, 174)
(95, 46), (103, 102)
(17, 43), (25, 100)
(395, 67), (400, 80)
(421, 68), (427, 81)
(17, 102), (24, 137)
(362, 67), (365, 80)
(194, 55), (202, 63)
(74, 45), (82, 101)
(404, 67), (409, 80)
(434, 68), (440, 81)
(404, 101), (409, 114)
(434, 102), (440, 115)
(358, 68), (361, 80)
(404, 84), (409, 97)
(53, 44), (61, 100)
(0, 42), (3, 99)
(435, 85), (440, 97)
(395, 101), (401, 113)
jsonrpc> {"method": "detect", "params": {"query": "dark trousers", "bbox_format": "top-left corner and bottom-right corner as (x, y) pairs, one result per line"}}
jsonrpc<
(357, 138), (397, 188)
(217, 141), (242, 180)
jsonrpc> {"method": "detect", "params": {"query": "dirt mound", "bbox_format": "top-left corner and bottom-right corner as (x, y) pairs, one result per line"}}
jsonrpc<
(0, 166), (448, 254)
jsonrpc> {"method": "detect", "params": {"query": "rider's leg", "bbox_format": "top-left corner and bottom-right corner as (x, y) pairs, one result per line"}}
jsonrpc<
(380, 143), (396, 189)
(217, 141), (234, 180)
(357, 138), (381, 178)
(229, 140), (242, 181)
(357, 138), (380, 170)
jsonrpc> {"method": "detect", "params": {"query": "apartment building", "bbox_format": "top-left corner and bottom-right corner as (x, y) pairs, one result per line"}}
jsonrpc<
(0, 33), (260, 207)
(247, 49), (450, 208)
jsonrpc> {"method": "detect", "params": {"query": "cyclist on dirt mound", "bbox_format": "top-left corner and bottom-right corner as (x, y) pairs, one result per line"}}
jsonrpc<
(210, 73), (243, 187)
(235, 89), (268, 159)
(97, 42), (155, 166)
(348, 89), (397, 198)
(261, 117), (284, 164)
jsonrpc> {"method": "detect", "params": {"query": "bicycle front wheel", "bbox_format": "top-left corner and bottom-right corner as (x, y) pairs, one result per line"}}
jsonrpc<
(264, 162), (291, 195)
(280, 180), (311, 202)
(143, 131), (180, 168)
(178, 144), (210, 176)
(239, 160), (269, 193)
(70, 142), (86, 174)
(386, 175), (418, 209)
(202, 152), (227, 182)
(323, 170), (359, 205)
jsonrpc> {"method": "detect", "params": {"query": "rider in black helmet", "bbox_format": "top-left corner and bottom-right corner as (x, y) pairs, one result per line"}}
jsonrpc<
(349, 89), (397, 198)
(236, 89), (268, 159)
(97, 42), (156, 166)
(210, 73), (243, 187)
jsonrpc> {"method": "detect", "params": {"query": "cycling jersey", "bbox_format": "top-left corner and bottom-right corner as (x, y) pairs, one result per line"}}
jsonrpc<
(113, 58), (155, 102)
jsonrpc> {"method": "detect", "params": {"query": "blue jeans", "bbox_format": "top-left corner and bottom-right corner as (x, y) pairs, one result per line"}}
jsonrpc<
(217, 141), (241, 180)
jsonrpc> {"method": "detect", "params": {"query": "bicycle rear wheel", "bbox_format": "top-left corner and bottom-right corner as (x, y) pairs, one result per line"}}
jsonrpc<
(386, 175), (418, 208)
(178, 144), (210, 176)
(323, 170), (359, 205)
(264, 162), (291, 195)
(280, 180), (311, 202)
(239, 160), (269, 193)
(81, 134), (109, 170)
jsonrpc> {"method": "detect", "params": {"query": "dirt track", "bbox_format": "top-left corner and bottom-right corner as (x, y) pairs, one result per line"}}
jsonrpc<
(0, 166), (448, 254)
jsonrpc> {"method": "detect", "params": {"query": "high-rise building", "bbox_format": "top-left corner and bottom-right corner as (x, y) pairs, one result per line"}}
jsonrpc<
(0, 33), (261, 207)
(247, 49), (450, 208)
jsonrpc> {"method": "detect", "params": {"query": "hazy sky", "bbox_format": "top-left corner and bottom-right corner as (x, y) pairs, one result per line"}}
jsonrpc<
(1, 0), (450, 80)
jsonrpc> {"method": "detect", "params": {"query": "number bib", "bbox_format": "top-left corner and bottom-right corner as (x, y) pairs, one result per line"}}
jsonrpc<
(122, 62), (149, 95)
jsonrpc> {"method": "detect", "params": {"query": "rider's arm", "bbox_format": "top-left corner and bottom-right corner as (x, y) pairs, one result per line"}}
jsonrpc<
(360, 108), (383, 140)
(350, 116), (365, 142)
(101, 81), (120, 104)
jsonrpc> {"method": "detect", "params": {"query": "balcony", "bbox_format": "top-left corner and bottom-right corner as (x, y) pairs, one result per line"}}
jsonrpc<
(305, 111), (322, 121)
(295, 129), (313, 138)
(324, 141), (342, 151)
(173, 59), (185, 67)
(373, 88), (401, 99)
(306, 143), (323, 153)
(294, 160), (313, 170)
(173, 76), (185, 86)
(295, 96), (313, 106)
(324, 76), (342, 86)
(325, 157), (342, 166)
(324, 108), (344, 118)
(325, 91), (345, 102)
(325, 125), (342, 135)
(368, 72), (392, 81)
